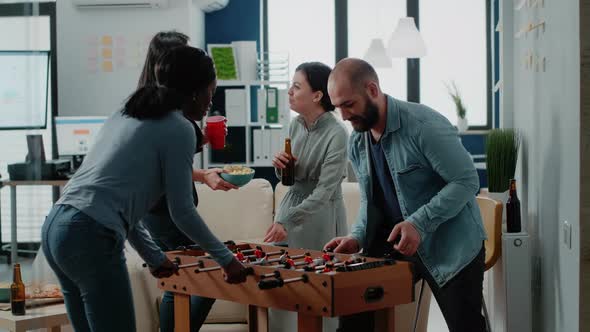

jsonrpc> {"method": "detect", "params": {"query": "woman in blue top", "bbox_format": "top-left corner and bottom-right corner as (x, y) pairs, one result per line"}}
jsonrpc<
(137, 31), (237, 332)
(41, 46), (248, 332)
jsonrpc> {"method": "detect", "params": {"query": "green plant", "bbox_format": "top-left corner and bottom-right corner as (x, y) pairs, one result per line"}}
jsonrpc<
(446, 81), (467, 119)
(485, 129), (520, 192)
(209, 46), (238, 80)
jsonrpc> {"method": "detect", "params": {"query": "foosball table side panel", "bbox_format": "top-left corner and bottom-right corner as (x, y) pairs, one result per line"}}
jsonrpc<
(331, 262), (414, 317)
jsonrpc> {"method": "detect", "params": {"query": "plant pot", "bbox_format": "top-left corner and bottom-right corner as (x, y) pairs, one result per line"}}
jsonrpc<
(487, 190), (509, 224)
(457, 117), (469, 133)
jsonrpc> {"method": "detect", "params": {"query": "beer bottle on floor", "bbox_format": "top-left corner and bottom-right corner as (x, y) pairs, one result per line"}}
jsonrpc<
(506, 179), (522, 233)
(11, 263), (26, 315)
(281, 138), (295, 186)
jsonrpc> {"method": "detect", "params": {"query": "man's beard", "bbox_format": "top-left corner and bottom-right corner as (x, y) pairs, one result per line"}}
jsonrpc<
(349, 98), (379, 132)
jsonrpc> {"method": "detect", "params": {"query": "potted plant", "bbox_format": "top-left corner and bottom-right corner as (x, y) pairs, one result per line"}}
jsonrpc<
(485, 128), (520, 218)
(446, 81), (468, 132)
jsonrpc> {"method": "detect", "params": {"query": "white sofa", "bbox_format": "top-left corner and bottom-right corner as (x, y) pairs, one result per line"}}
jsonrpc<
(34, 178), (431, 331)
(127, 178), (432, 332)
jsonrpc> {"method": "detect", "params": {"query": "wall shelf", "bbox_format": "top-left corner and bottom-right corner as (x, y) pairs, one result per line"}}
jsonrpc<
(203, 80), (290, 170)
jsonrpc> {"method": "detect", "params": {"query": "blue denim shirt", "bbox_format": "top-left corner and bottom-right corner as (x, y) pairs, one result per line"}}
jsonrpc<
(348, 95), (486, 287)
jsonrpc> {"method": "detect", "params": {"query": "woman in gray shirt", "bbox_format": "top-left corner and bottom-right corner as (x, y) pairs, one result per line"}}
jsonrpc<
(41, 46), (247, 332)
(265, 62), (349, 332)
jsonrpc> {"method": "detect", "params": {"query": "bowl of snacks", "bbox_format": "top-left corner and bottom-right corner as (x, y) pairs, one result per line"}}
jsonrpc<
(220, 165), (255, 187)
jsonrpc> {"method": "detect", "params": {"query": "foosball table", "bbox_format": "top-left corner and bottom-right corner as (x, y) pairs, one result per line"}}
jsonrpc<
(157, 242), (414, 332)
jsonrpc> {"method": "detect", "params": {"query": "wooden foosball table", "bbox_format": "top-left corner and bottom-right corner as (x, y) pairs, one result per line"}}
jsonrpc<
(158, 242), (414, 332)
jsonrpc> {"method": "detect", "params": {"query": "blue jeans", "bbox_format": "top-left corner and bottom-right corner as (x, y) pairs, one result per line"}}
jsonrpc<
(142, 212), (216, 331)
(41, 204), (135, 332)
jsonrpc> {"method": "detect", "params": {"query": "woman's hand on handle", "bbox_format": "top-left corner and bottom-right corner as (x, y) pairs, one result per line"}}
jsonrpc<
(222, 257), (248, 284)
(149, 258), (179, 278)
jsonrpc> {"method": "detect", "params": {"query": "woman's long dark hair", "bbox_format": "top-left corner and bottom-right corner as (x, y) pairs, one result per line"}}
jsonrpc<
(122, 46), (216, 119)
(138, 31), (189, 88)
(295, 62), (335, 112)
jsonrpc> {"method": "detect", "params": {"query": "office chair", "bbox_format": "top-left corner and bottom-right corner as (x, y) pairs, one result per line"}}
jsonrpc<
(477, 196), (503, 332)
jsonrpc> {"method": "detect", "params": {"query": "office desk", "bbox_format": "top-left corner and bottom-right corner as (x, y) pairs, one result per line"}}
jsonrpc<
(0, 180), (67, 264)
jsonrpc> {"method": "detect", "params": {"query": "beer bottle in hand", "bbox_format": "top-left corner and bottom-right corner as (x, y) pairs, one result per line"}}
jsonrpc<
(506, 179), (522, 233)
(281, 138), (295, 186)
(10, 263), (26, 315)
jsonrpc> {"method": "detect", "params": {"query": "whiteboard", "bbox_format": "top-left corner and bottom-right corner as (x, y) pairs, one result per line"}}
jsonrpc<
(0, 51), (49, 130)
(57, 0), (205, 116)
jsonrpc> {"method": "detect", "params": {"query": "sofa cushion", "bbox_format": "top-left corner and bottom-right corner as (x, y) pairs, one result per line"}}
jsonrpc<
(200, 323), (248, 332)
(197, 178), (274, 242)
(205, 300), (248, 324)
(196, 178), (274, 324)
(341, 182), (360, 228)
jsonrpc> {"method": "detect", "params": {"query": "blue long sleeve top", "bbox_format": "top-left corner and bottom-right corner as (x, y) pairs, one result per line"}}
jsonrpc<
(56, 110), (234, 267)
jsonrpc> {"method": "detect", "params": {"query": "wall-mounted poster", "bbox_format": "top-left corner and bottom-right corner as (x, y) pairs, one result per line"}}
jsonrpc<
(207, 44), (239, 81)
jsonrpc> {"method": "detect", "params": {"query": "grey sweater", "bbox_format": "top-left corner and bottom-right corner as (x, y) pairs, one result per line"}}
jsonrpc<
(57, 110), (234, 267)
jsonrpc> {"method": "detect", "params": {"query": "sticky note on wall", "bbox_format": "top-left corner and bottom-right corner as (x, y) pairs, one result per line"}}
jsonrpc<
(102, 61), (113, 72)
(102, 48), (113, 59)
(101, 36), (113, 46)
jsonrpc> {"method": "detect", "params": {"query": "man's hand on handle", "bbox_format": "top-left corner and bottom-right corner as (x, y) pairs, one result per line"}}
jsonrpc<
(323, 236), (360, 254)
(388, 221), (421, 256)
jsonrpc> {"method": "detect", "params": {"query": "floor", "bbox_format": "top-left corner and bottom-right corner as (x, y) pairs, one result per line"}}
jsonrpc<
(0, 255), (451, 332)
(427, 299), (449, 332)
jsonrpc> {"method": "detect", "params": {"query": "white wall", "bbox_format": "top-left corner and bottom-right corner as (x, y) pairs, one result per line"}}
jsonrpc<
(503, 0), (580, 331)
(57, 0), (205, 117)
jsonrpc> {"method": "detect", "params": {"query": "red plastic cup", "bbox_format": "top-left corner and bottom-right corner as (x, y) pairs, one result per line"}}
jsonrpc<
(206, 115), (227, 150)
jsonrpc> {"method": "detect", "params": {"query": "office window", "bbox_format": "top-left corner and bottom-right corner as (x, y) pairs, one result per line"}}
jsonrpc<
(420, 0), (488, 127)
(347, 0), (407, 101)
(0, 9), (54, 243)
(267, 0), (335, 84)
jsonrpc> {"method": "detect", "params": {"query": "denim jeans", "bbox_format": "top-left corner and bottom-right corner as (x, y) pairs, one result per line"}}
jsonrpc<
(41, 204), (135, 332)
(141, 212), (216, 331)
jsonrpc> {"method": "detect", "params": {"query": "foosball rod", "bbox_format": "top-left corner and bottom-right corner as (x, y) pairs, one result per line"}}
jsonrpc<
(178, 261), (204, 269)
(260, 270), (281, 279)
(258, 274), (309, 290)
(261, 253), (307, 264)
(295, 262), (344, 272)
(269, 260), (310, 269)
(194, 266), (222, 273)
(193, 265), (255, 275)
(263, 249), (286, 257)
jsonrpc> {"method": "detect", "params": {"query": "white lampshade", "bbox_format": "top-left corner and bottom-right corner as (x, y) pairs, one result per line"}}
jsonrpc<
(387, 17), (427, 58)
(363, 38), (392, 68)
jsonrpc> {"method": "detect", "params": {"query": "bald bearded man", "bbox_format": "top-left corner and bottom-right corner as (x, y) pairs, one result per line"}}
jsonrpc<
(324, 58), (487, 332)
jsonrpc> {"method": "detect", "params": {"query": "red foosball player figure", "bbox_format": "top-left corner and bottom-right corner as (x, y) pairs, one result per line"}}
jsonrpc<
(285, 255), (295, 269)
(254, 246), (264, 259)
(279, 251), (289, 263)
(235, 248), (246, 262)
(304, 252), (314, 265)
(322, 249), (332, 262)
(323, 261), (335, 273)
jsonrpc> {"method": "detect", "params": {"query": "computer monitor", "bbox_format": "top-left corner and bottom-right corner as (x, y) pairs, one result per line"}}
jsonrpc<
(55, 116), (107, 157)
(0, 51), (50, 130)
